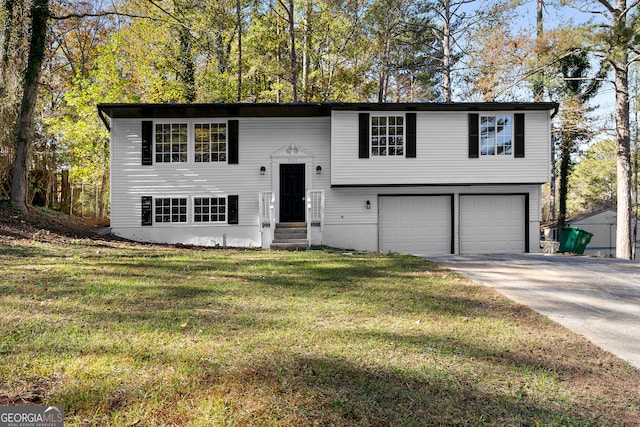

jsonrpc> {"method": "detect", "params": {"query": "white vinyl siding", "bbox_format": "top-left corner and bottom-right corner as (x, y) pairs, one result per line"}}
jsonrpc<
(109, 108), (547, 253)
(110, 117), (330, 232)
(320, 185), (540, 254)
(331, 110), (551, 186)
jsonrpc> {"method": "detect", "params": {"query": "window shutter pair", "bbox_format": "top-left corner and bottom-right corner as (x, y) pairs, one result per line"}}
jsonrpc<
(468, 113), (525, 158)
(358, 113), (417, 158)
(141, 195), (239, 225)
(141, 120), (239, 165)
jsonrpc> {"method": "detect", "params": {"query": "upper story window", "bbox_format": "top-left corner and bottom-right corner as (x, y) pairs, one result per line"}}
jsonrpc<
(371, 115), (404, 156)
(155, 123), (188, 163)
(195, 123), (227, 162)
(480, 116), (512, 156)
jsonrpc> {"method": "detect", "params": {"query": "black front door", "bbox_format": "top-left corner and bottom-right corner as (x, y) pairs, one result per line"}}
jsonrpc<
(280, 163), (305, 222)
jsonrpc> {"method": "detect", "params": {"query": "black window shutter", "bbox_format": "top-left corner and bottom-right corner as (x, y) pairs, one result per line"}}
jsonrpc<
(514, 113), (525, 158)
(142, 121), (153, 165)
(228, 195), (239, 224)
(406, 113), (416, 158)
(142, 196), (153, 226)
(358, 113), (370, 159)
(468, 114), (479, 159)
(228, 120), (239, 164)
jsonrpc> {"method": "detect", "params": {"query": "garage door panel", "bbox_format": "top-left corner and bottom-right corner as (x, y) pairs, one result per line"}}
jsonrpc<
(379, 196), (452, 255)
(460, 195), (525, 254)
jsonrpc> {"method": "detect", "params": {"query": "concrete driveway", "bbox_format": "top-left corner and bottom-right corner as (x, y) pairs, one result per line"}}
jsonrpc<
(429, 253), (640, 370)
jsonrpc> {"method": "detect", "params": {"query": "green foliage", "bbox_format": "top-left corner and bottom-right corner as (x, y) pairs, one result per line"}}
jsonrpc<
(568, 139), (618, 214)
(551, 48), (605, 227)
(364, 0), (440, 101)
(5, 0), (640, 215)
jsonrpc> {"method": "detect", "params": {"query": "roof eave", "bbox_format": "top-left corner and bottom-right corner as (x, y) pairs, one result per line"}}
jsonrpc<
(97, 101), (560, 120)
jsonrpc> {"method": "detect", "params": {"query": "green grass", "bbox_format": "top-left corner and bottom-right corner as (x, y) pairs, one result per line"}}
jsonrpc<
(1, 240), (639, 426)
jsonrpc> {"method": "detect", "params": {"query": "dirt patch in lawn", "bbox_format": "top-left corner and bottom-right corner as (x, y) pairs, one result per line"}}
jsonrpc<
(0, 199), (109, 244)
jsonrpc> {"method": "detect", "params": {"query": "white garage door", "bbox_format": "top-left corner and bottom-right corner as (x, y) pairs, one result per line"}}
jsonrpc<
(379, 196), (452, 255)
(460, 195), (526, 254)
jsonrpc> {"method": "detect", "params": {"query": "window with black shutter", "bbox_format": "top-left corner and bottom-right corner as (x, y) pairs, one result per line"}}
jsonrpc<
(514, 113), (525, 158)
(142, 121), (153, 165)
(141, 196), (153, 225)
(228, 195), (239, 224)
(228, 120), (239, 164)
(468, 114), (479, 158)
(358, 113), (369, 158)
(406, 113), (416, 158)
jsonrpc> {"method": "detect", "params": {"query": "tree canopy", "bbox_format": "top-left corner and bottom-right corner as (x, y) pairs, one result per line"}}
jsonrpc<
(1, 0), (640, 256)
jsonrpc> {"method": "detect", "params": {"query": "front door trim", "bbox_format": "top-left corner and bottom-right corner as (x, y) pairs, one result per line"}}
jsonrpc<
(270, 144), (314, 223)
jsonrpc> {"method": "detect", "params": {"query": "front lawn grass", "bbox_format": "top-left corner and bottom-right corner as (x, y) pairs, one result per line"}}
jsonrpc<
(1, 240), (639, 426)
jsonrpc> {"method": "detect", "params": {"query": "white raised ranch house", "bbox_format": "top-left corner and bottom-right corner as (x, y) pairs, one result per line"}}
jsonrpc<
(97, 102), (558, 255)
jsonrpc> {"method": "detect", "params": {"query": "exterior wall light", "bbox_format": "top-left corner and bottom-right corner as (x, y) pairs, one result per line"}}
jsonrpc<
(316, 165), (322, 174)
(260, 166), (266, 175)
(366, 200), (371, 209)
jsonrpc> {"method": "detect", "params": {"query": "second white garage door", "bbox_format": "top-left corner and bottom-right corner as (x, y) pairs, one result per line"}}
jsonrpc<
(460, 195), (526, 254)
(379, 195), (452, 255)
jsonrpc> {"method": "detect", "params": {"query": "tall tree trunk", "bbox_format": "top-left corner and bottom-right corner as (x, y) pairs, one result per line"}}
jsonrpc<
(557, 141), (570, 239)
(615, 59), (632, 258)
(173, 0), (195, 103)
(98, 168), (108, 218)
(178, 26), (196, 102)
(532, 0), (545, 101)
(10, 0), (48, 214)
(442, 0), (452, 102)
(612, 0), (632, 259)
(378, 35), (391, 103)
(537, 0), (543, 36)
(236, 0), (242, 102)
(301, 0), (311, 101)
(282, 0), (297, 102)
(60, 168), (70, 214)
(275, 0), (281, 103)
(1, 0), (17, 78)
(549, 134), (556, 221)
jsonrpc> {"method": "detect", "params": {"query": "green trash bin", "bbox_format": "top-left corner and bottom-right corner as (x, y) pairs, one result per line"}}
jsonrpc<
(558, 226), (593, 254)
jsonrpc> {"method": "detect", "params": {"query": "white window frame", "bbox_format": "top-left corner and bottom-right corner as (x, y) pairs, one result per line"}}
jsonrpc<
(192, 196), (227, 224)
(154, 121), (189, 163)
(194, 122), (228, 163)
(480, 115), (513, 156)
(371, 114), (405, 157)
(154, 197), (188, 224)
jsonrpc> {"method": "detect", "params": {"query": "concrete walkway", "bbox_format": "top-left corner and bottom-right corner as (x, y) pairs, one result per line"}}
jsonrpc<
(429, 253), (640, 370)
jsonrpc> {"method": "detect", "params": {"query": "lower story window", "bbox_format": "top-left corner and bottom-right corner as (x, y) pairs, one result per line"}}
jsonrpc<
(155, 198), (187, 223)
(194, 197), (226, 223)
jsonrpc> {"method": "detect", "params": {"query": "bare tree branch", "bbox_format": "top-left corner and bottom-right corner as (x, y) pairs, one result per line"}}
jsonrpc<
(50, 10), (161, 21)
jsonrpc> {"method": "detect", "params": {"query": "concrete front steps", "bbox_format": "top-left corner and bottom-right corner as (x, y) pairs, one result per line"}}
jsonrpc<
(270, 222), (309, 250)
